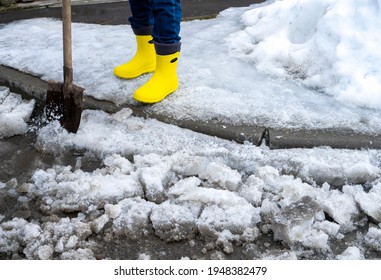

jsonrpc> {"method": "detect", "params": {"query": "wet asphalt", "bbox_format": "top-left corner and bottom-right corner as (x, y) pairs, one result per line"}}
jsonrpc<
(0, 0), (265, 24)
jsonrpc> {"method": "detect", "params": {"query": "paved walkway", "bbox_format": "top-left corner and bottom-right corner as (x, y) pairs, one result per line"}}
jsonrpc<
(1, 0), (381, 150)
(1, 0), (264, 24)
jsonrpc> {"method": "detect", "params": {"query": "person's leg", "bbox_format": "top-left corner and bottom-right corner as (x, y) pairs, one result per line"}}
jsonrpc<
(128, 0), (154, 35)
(151, 0), (181, 45)
(114, 0), (156, 79)
(133, 0), (182, 103)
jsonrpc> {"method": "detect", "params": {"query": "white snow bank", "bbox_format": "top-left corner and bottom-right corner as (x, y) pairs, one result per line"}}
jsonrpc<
(0, 86), (35, 138)
(227, 0), (381, 108)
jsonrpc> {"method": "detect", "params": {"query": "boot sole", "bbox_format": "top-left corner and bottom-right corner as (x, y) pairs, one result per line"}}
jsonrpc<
(113, 64), (156, 79)
(133, 86), (178, 103)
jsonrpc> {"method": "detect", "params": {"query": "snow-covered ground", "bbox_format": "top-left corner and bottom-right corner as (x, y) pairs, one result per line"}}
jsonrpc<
(1, 0), (381, 260)
(0, 86), (35, 138)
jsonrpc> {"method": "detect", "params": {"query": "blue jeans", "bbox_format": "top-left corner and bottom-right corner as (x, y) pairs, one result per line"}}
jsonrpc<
(129, 0), (182, 45)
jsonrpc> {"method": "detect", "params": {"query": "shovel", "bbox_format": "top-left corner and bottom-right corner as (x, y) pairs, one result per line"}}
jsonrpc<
(46, 0), (84, 133)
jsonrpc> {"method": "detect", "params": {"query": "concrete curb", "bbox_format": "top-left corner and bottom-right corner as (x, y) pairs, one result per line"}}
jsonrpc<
(269, 128), (381, 150)
(1, 64), (381, 150)
(0, 65), (266, 145)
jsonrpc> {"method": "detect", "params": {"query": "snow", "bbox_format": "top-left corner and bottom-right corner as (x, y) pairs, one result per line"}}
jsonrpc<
(1, 0), (381, 260)
(336, 246), (364, 260)
(227, 0), (381, 108)
(364, 227), (381, 251)
(0, 86), (35, 138)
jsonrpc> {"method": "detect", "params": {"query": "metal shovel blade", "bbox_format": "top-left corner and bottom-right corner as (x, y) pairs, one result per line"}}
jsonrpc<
(46, 81), (84, 133)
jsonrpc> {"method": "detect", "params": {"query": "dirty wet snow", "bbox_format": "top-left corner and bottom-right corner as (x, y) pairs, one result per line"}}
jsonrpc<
(1, 105), (381, 259)
(1, 0), (381, 260)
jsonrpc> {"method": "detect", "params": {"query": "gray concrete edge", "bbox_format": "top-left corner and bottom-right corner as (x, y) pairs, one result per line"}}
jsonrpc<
(0, 65), (266, 145)
(1, 64), (381, 150)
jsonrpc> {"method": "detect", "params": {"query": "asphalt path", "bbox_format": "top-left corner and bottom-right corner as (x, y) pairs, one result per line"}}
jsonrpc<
(0, 0), (265, 24)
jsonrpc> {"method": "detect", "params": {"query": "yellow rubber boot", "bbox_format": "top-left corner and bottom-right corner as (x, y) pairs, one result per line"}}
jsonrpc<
(133, 52), (180, 103)
(114, 35), (156, 79)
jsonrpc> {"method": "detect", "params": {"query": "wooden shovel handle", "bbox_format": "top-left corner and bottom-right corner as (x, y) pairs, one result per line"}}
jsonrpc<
(62, 0), (73, 88)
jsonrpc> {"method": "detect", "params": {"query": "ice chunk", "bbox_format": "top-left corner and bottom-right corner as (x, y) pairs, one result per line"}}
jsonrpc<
(111, 198), (154, 239)
(104, 154), (133, 175)
(168, 180), (247, 207)
(61, 248), (95, 260)
(300, 229), (330, 251)
(344, 184), (381, 223)
(151, 202), (198, 242)
(37, 245), (54, 260)
(313, 220), (340, 237)
(0, 86), (35, 138)
(238, 175), (264, 206)
(28, 164), (143, 213)
(138, 253), (151, 260)
(172, 156), (209, 176)
(139, 165), (169, 204)
(65, 235), (78, 249)
(105, 203), (122, 219)
(254, 166), (283, 193)
(90, 214), (110, 233)
(168, 177), (202, 198)
(262, 250), (298, 260)
(74, 222), (92, 239)
(0, 218), (41, 255)
(198, 203), (260, 239)
(364, 227), (381, 252)
(316, 188), (359, 227)
(216, 230), (237, 254)
(199, 162), (242, 191)
(112, 108), (133, 123)
(269, 197), (329, 250)
(336, 246), (364, 260)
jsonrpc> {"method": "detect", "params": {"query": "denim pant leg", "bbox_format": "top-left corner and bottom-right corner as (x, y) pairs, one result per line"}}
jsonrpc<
(152, 0), (182, 44)
(128, 0), (154, 35)
(129, 0), (181, 44)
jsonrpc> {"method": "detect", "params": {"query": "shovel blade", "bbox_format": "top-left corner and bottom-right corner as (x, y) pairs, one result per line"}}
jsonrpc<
(46, 82), (64, 122)
(46, 81), (84, 133)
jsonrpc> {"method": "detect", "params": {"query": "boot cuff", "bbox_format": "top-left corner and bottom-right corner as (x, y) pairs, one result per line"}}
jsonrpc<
(132, 26), (153, 36)
(154, 42), (181, 55)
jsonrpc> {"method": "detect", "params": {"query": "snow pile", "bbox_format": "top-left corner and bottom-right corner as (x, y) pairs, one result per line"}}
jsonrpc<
(0, 216), (95, 260)
(0, 86), (35, 138)
(227, 0), (381, 108)
(1, 109), (381, 259)
(27, 155), (143, 214)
